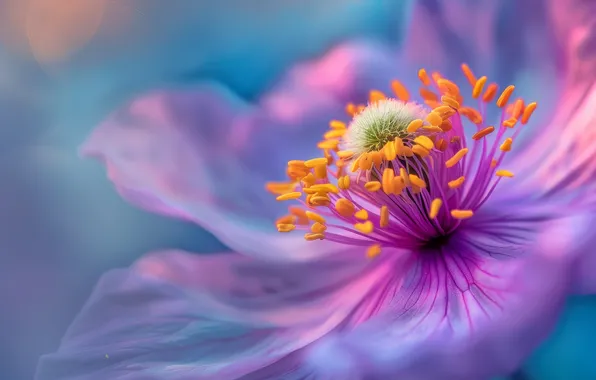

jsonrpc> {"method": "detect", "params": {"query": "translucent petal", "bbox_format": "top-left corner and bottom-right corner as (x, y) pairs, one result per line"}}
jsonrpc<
(36, 249), (397, 380)
(307, 208), (588, 379)
(80, 41), (401, 261)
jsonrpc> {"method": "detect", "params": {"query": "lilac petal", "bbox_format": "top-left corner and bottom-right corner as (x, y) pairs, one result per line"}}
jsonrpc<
(80, 42), (402, 260)
(307, 210), (588, 380)
(36, 249), (398, 380)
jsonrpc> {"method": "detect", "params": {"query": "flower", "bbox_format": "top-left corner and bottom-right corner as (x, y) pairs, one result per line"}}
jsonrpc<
(36, 3), (596, 380)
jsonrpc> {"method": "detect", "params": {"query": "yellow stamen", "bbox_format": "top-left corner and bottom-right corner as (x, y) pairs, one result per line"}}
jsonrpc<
(338, 175), (351, 190)
(461, 63), (476, 86)
(503, 118), (518, 128)
(329, 120), (346, 130)
(311, 222), (327, 233)
(440, 119), (453, 132)
(414, 135), (434, 151)
(277, 223), (296, 232)
(314, 164), (327, 180)
(436, 138), (448, 151)
(408, 174), (427, 188)
(276, 192), (302, 201)
(426, 112), (442, 126)
(496, 170), (514, 178)
(412, 144), (430, 158)
(500, 137), (513, 152)
(445, 148), (469, 168)
(400, 168), (410, 187)
(310, 184), (339, 194)
(366, 244), (382, 259)
(400, 146), (414, 157)
(490, 159), (498, 168)
(383, 140), (397, 161)
(346, 103), (357, 117)
(391, 80), (410, 101)
(460, 107), (483, 124)
(451, 209), (474, 219)
(354, 221), (374, 234)
(369, 90), (386, 104)
(382, 168), (395, 194)
(310, 195), (330, 206)
(482, 83), (498, 102)
(359, 153), (374, 171)
(266, 181), (297, 195)
(317, 140), (339, 150)
(419, 88), (439, 106)
(302, 173), (315, 187)
(472, 76), (487, 98)
(496, 85), (515, 108)
(512, 98), (525, 119)
(337, 150), (354, 159)
(336, 198), (355, 218)
(305, 211), (326, 224)
(304, 158), (327, 168)
(441, 95), (460, 109)
(380, 206), (389, 227)
(521, 102), (537, 124)
(472, 126), (495, 140)
(392, 177), (405, 195)
(370, 151), (383, 169)
(355, 209), (369, 220)
(276, 215), (296, 225)
(324, 129), (345, 139)
(406, 118), (424, 133)
(304, 233), (325, 241)
(437, 78), (460, 96)
(448, 176), (465, 189)
(429, 198), (442, 219)
(365, 181), (382, 192)
(418, 68), (431, 86)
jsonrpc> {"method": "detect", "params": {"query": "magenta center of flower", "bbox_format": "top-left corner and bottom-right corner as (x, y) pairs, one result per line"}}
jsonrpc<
(268, 65), (537, 258)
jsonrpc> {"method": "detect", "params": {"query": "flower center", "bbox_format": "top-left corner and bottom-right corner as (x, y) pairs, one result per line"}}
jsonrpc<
(267, 65), (537, 258)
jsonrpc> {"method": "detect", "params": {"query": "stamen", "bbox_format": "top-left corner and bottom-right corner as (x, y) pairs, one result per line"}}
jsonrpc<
(276, 192), (302, 201)
(482, 83), (498, 102)
(355, 221), (374, 234)
(460, 63), (476, 86)
(355, 209), (369, 220)
(418, 68), (431, 86)
(380, 206), (389, 227)
(366, 244), (382, 259)
(448, 176), (465, 189)
(472, 76), (487, 98)
(472, 126), (495, 140)
(305, 211), (326, 224)
(304, 158), (327, 168)
(497, 85), (515, 108)
(277, 224), (296, 232)
(451, 210), (474, 219)
(521, 102), (537, 124)
(391, 80), (410, 102)
(369, 90), (387, 103)
(429, 198), (442, 219)
(304, 233), (325, 241)
(496, 170), (514, 178)
(445, 148), (469, 168)
(270, 64), (536, 257)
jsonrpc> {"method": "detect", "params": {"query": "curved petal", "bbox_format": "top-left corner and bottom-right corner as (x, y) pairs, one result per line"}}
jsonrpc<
(36, 249), (401, 380)
(80, 41), (404, 260)
(306, 208), (589, 380)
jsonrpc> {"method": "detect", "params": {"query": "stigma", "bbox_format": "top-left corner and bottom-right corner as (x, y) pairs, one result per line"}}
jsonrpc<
(267, 65), (537, 258)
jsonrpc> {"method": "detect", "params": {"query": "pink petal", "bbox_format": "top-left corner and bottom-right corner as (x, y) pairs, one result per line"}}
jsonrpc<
(36, 249), (399, 379)
(80, 42), (401, 261)
(307, 209), (588, 379)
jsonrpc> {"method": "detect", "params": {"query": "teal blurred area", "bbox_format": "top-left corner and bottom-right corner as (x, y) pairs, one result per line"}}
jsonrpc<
(0, 0), (594, 379)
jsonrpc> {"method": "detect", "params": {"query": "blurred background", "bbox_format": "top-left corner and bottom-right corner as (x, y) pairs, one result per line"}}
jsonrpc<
(0, 0), (594, 379)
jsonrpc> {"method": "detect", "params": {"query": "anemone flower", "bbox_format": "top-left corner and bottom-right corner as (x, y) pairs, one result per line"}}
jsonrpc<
(37, 7), (596, 380)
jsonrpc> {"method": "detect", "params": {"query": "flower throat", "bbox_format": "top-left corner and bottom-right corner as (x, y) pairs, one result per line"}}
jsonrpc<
(267, 65), (537, 259)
